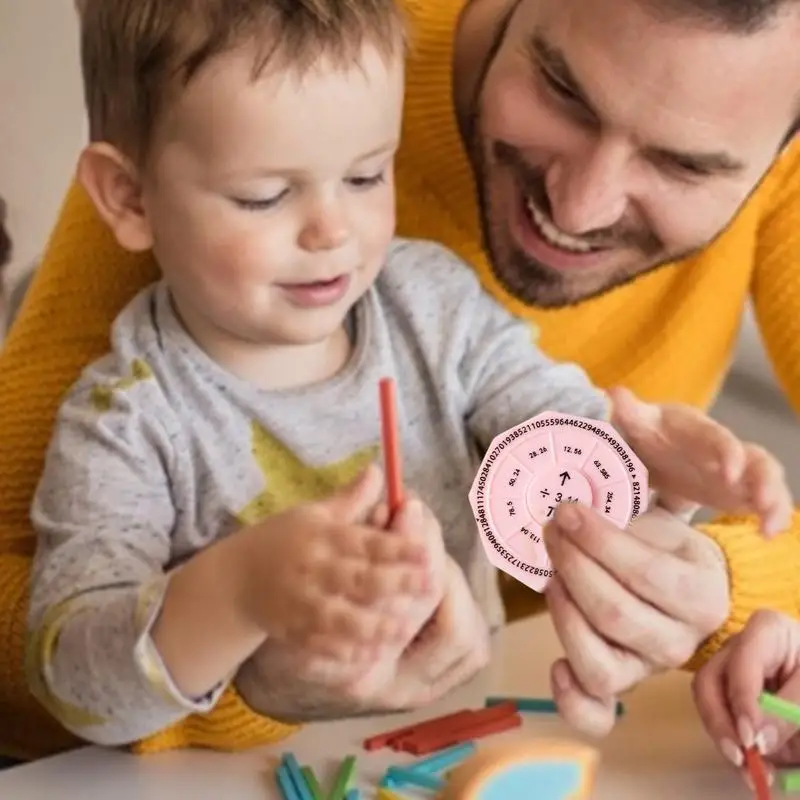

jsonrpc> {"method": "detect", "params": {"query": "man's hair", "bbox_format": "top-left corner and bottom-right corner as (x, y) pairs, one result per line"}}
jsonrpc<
(639, 0), (798, 32)
(79, 0), (405, 162)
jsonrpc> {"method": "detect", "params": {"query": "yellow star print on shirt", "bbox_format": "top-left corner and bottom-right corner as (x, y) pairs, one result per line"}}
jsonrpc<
(26, 597), (109, 730)
(236, 420), (380, 524)
(90, 358), (154, 411)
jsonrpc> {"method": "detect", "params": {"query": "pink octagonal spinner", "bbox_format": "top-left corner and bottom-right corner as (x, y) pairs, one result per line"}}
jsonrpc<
(469, 411), (649, 592)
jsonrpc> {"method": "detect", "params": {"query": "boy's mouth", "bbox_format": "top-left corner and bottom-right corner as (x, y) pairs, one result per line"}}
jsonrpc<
(277, 274), (351, 308)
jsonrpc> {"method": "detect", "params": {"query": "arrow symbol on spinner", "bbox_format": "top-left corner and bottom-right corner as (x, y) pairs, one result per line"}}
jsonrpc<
(559, 471), (570, 485)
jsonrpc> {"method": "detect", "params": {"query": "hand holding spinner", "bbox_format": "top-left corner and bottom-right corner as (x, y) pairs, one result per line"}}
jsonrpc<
(469, 411), (649, 592)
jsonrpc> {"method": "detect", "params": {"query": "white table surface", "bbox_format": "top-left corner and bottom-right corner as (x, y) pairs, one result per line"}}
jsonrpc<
(0, 614), (779, 799)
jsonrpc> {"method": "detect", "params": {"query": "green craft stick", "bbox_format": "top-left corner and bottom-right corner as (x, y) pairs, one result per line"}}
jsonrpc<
(300, 766), (322, 800)
(329, 755), (357, 800)
(759, 692), (800, 727)
(780, 769), (800, 792)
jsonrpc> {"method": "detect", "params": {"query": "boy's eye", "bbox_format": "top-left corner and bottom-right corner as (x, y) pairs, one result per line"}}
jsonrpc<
(347, 171), (386, 189)
(233, 189), (288, 211)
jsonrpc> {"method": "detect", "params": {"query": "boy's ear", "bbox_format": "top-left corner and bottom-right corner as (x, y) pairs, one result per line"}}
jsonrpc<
(77, 143), (154, 253)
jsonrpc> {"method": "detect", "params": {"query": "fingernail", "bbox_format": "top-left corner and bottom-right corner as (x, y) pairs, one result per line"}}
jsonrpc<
(757, 725), (779, 755)
(720, 738), (743, 767)
(555, 504), (581, 532)
(552, 660), (571, 691)
(737, 716), (756, 749)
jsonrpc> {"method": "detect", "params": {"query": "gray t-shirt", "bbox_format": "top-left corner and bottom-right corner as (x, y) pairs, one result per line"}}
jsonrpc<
(28, 237), (608, 745)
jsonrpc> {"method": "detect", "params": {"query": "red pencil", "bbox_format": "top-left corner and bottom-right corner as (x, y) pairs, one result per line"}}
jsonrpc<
(744, 746), (771, 800)
(379, 377), (404, 519)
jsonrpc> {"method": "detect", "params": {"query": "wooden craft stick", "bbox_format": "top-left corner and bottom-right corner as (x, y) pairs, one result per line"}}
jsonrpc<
(363, 708), (475, 751)
(744, 746), (771, 800)
(379, 378), (403, 519)
(402, 712), (522, 756)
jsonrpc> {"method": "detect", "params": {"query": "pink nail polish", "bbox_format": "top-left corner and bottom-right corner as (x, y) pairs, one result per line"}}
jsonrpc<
(737, 716), (755, 749)
(720, 738), (743, 767)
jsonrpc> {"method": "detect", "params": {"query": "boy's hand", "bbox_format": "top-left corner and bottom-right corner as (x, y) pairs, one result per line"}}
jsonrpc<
(235, 555), (489, 721)
(609, 387), (792, 536)
(693, 609), (800, 774)
(235, 465), (439, 663)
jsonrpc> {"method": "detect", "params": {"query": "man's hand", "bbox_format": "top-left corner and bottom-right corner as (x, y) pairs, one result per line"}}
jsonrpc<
(235, 556), (490, 722)
(544, 502), (730, 737)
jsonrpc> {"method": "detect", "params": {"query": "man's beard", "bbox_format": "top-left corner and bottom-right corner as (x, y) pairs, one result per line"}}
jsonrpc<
(469, 133), (673, 308)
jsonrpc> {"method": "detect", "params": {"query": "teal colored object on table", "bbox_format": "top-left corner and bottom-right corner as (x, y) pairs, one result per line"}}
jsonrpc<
(281, 754), (314, 800)
(386, 766), (444, 791)
(410, 742), (475, 773)
(485, 695), (624, 717)
(473, 760), (583, 800)
(344, 789), (361, 800)
(275, 765), (302, 800)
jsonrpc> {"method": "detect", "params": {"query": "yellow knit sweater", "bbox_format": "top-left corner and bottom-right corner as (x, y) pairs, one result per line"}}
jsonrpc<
(2, 0), (800, 760)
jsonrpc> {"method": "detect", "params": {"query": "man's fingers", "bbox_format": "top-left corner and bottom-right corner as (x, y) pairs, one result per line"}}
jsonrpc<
(320, 463), (384, 523)
(545, 507), (711, 670)
(550, 659), (618, 737)
(548, 503), (728, 635)
(545, 575), (652, 698)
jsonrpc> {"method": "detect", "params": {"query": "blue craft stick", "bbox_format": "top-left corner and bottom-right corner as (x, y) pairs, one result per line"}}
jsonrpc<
(281, 753), (314, 800)
(344, 790), (361, 800)
(275, 764), (303, 800)
(386, 766), (444, 791)
(485, 695), (625, 717)
(410, 742), (475, 773)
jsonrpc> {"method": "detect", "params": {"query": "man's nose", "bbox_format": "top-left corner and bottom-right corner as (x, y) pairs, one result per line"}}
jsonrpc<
(545, 142), (630, 236)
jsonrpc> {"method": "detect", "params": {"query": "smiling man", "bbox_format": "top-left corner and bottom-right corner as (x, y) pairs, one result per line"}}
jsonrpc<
(459, 0), (800, 305)
(1, 0), (800, 763)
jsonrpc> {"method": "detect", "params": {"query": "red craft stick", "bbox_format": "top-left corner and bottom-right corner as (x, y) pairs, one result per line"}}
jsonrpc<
(402, 712), (523, 755)
(744, 747), (771, 800)
(363, 702), (517, 752)
(363, 708), (475, 751)
(379, 377), (404, 520)
(390, 702), (519, 752)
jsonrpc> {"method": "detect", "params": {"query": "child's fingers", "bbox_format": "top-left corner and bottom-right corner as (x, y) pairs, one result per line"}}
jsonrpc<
(313, 599), (410, 647)
(335, 518), (428, 564)
(740, 444), (793, 536)
(658, 406), (746, 484)
(339, 559), (431, 605)
(370, 501), (391, 529)
(609, 388), (747, 494)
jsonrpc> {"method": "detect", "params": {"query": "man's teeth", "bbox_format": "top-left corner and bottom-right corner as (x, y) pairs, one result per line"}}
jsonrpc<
(526, 198), (595, 253)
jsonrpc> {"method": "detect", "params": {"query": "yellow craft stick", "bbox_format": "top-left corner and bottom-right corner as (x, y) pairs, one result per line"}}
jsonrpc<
(377, 789), (404, 800)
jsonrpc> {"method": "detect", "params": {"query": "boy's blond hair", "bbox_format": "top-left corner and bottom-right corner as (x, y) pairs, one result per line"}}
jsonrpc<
(78, 0), (405, 163)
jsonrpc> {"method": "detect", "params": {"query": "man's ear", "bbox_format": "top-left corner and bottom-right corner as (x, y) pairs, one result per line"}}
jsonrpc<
(77, 143), (154, 253)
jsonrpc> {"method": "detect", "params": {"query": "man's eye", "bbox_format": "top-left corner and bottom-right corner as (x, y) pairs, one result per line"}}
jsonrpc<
(541, 69), (581, 104)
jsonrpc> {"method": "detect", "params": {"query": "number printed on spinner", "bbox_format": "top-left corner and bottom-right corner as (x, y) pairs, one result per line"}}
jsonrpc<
(469, 411), (649, 592)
